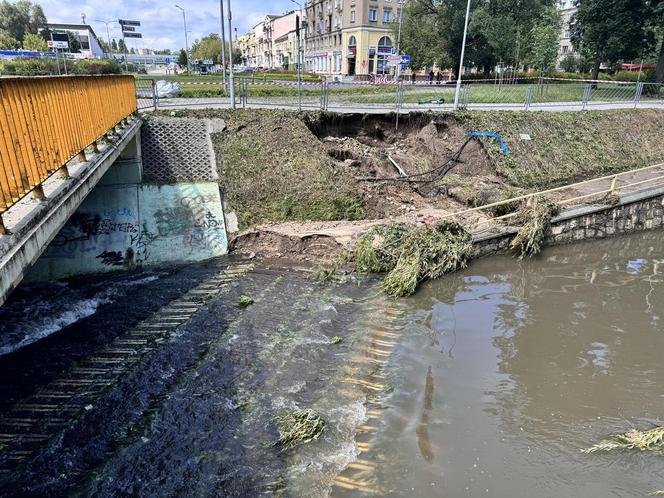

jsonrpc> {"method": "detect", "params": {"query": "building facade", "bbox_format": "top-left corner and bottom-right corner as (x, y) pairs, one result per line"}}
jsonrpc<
(304, 0), (400, 77)
(45, 23), (105, 58)
(557, 0), (578, 66)
(239, 11), (300, 70)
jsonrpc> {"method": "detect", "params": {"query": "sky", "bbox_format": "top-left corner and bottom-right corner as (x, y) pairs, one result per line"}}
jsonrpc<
(37, 0), (298, 51)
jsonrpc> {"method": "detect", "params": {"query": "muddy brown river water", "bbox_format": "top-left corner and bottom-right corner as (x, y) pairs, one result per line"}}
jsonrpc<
(0, 231), (663, 497)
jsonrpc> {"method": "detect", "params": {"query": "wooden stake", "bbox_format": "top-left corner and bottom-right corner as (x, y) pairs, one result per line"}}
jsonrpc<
(0, 215), (7, 236)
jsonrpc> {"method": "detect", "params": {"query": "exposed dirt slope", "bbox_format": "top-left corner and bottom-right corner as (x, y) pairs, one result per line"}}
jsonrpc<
(154, 109), (664, 235)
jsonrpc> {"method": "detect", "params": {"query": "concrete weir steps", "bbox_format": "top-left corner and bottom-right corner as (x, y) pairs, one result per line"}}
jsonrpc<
(0, 262), (253, 479)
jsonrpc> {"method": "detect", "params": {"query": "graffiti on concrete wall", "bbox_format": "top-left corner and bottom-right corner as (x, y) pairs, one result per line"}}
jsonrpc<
(45, 212), (138, 260)
(35, 183), (227, 280)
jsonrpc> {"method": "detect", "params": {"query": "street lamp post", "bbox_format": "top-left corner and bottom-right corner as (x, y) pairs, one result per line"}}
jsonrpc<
(453, 0), (472, 110)
(395, 0), (404, 83)
(95, 19), (114, 56)
(226, 0), (235, 109)
(290, 0), (303, 111)
(219, 0), (227, 86)
(175, 5), (191, 74)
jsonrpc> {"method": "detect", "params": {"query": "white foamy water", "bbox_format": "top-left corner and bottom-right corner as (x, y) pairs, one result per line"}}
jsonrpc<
(0, 274), (161, 356)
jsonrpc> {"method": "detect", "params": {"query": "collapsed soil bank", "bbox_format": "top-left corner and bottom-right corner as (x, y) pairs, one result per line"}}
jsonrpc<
(152, 108), (664, 258)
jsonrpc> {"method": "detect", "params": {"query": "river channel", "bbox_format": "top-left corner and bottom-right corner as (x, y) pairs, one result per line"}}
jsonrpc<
(0, 231), (663, 497)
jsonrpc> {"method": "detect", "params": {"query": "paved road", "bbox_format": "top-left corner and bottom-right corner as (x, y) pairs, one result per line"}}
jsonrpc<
(150, 97), (664, 113)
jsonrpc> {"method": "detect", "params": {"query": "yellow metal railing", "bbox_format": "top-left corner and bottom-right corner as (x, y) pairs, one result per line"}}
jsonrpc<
(0, 75), (137, 218)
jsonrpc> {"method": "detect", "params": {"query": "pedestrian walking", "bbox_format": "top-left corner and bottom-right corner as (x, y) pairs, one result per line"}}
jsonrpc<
(436, 71), (442, 84)
(429, 69), (434, 85)
(411, 71), (416, 84)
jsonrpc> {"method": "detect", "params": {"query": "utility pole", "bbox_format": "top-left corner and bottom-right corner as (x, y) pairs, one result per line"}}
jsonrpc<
(175, 5), (191, 73)
(226, 0), (235, 109)
(291, 0), (303, 111)
(395, 0), (404, 82)
(453, 0), (472, 109)
(220, 0), (227, 85)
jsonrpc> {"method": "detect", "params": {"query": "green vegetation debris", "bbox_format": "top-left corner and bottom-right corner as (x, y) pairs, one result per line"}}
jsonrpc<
(649, 491), (664, 496)
(511, 198), (559, 259)
(355, 221), (472, 297)
(239, 295), (254, 307)
(329, 336), (343, 344)
(274, 409), (325, 450)
(582, 426), (664, 453)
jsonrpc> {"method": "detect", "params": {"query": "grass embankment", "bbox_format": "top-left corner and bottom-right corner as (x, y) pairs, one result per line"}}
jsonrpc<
(459, 109), (664, 188)
(152, 109), (365, 228)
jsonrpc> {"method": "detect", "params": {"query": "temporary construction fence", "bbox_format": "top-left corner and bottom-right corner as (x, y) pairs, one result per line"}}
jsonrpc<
(135, 76), (664, 113)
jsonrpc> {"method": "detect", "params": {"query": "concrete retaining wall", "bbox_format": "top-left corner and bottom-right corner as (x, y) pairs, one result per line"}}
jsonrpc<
(27, 180), (227, 281)
(473, 185), (664, 257)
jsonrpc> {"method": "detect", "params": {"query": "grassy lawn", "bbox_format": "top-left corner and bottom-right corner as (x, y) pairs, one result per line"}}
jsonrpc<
(137, 72), (321, 84)
(168, 80), (660, 105)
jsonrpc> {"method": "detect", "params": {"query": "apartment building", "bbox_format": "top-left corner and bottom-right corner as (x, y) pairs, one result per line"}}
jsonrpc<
(239, 12), (300, 70)
(557, 0), (578, 64)
(304, 0), (400, 77)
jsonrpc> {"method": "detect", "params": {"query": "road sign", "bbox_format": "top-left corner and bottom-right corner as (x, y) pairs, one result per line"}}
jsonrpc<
(122, 26), (136, 32)
(400, 55), (411, 65)
(123, 32), (143, 39)
(47, 40), (69, 49)
(119, 19), (141, 26)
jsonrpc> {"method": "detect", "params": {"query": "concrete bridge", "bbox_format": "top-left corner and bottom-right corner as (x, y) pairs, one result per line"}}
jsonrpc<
(0, 76), (229, 306)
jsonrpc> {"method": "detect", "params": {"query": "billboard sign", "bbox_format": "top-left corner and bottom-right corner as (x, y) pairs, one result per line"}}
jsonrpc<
(119, 19), (141, 26)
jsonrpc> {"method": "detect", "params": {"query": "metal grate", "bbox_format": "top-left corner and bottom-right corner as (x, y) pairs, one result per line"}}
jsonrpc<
(140, 118), (225, 183)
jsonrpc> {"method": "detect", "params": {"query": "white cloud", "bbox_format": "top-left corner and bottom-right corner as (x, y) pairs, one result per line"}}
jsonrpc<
(36, 0), (298, 50)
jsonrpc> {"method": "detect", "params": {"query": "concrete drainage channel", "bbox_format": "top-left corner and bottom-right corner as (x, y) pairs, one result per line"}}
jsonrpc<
(0, 262), (252, 482)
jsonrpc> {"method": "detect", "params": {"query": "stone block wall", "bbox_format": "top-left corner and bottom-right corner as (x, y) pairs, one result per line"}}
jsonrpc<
(472, 186), (664, 259)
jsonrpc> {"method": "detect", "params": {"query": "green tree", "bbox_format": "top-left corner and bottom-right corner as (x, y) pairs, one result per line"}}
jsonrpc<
(111, 38), (118, 52)
(118, 38), (126, 54)
(648, 0), (664, 82)
(524, 6), (562, 73)
(571, 0), (652, 80)
(559, 53), (578, 72)
(0, 0), (46, 43)
(98, 38), (110, 54)
(22, 32), (46, 51)
(0, 31), (19, 49)
(232, 47), (242, 65)
(178, 48), (188, 67)
(398, 0), (552, 76)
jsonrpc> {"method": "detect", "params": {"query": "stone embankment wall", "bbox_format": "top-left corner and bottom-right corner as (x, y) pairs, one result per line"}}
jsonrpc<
(473, 185), (664, 257)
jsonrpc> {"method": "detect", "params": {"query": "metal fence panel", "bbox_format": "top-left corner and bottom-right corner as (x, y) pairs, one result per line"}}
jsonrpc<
(135, 78), (156, 110)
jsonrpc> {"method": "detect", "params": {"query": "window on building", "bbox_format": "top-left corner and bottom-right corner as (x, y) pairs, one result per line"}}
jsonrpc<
(564, 30), (570, 39)
(377, 35), (392, 74)
(350, 10), (355, 22)
(562, 45), (569, 54)
(383, 10), (391, 23)
(369, 9), (377, 21)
